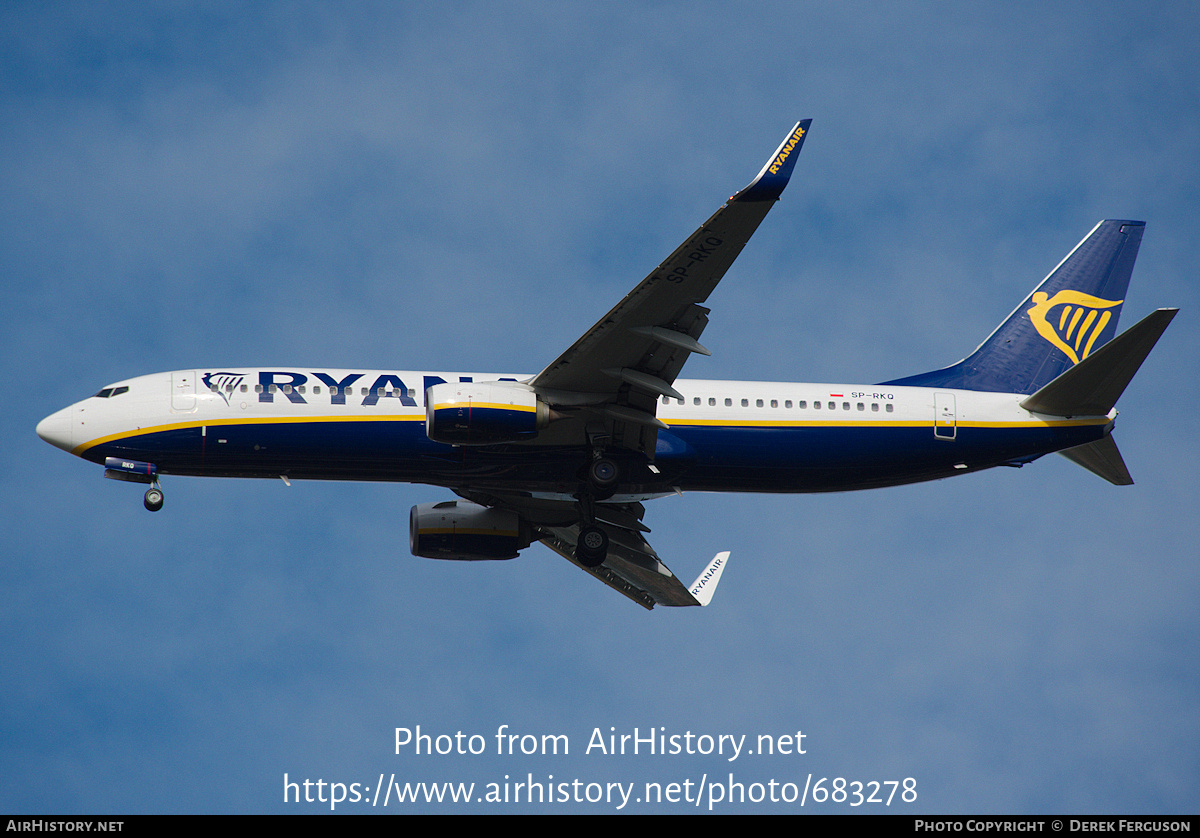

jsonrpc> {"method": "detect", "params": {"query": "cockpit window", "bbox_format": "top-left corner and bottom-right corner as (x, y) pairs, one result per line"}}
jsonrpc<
(92, 386), (129, 398)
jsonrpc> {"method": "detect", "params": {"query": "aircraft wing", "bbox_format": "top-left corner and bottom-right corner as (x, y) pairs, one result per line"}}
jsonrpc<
(529, 120), (811, 454)
(456, 124), (805, 608)
(457, 490), (728, 609)
(541, 521), (729, 610)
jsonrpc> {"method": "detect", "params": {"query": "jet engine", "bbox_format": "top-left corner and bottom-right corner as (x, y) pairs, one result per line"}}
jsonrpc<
(425, 381), (552, 445)
(409, 500), (532, 561)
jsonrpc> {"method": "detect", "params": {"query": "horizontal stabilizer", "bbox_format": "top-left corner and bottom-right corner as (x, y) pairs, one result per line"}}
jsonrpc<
(1058, 435), (1133, 485)
(1020, 308), (1177, 417)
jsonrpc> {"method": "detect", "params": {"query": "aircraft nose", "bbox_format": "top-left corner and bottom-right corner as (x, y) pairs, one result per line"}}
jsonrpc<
(36, 406), (74, 452)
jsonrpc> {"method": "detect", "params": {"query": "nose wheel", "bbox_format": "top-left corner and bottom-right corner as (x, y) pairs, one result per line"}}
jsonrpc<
(144, 485), (164, 512)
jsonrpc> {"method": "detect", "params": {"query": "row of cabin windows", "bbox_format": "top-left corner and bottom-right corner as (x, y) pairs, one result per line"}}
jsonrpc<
(207, 383), (413, 397)
(662, 394), (894, 413)
(197, 379), (895, 411)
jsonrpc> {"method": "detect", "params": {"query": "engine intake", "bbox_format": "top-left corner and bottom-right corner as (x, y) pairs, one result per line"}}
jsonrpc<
(409, 500), (532, 561)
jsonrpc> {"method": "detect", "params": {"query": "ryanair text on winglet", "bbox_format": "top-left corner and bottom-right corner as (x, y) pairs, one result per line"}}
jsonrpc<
(690, 553), (726, 597)
(767, 124), (806, 175)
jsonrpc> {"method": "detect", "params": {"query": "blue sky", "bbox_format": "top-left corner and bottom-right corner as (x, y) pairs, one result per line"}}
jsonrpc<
(3, 2), (1198, 814)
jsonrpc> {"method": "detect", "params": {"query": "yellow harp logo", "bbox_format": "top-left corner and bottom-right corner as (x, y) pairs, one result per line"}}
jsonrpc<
(1026, 290), (1123, 365)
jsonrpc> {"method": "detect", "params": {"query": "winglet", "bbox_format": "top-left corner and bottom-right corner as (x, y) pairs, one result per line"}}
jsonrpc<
(733, 120), (812, 203)
(687, 551), (730, 606)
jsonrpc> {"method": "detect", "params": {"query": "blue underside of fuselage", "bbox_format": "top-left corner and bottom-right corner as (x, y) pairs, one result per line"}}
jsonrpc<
(82, 419), (1106, 494)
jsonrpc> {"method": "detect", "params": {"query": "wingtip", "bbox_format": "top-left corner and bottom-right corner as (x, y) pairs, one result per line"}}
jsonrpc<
(688, 551), (730, 606)
(733, 120), (812, 203)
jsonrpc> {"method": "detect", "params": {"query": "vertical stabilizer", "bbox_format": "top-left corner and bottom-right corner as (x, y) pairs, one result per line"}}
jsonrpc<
(883, 220), (1145, 394)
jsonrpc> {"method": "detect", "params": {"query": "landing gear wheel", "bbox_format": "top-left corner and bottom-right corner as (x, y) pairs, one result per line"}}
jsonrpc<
(588, 458), (619, 489)
(144, 487), (164, 512)
(575, 525), (608, 568)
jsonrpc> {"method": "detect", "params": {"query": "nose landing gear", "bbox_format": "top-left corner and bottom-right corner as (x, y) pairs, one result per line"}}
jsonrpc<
(102, 458), (165, 512)
(143, 484), (164, 512)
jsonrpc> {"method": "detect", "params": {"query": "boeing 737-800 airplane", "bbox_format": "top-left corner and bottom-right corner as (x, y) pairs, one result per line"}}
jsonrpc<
(37, 121), (1176, 609)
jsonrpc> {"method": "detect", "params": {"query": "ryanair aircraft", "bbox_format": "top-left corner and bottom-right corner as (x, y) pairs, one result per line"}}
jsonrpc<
(37, 121), (1176, 609)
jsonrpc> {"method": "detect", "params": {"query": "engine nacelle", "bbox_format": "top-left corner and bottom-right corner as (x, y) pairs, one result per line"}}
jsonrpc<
(409, 501), (532, 561)
(426, 381), (551, 445)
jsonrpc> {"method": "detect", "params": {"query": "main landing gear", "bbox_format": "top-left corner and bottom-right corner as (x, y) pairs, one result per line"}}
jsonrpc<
(575, 524), (609, 568)
(588, 457), (619, 491)
(574, 451), (620, 568)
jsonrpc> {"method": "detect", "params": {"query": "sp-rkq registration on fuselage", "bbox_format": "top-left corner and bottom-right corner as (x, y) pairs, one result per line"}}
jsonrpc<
(37, 121), (1176, 610)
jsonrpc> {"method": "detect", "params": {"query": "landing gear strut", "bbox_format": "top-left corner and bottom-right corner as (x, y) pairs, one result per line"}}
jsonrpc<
(573, 427), (619, 567)
(574, 456), (615, 567)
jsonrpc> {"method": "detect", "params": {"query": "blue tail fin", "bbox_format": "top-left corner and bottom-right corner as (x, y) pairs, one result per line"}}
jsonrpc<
(882, 220), (1145, 394)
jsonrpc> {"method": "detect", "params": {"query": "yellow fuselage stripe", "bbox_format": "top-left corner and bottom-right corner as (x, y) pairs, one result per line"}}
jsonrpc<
(74, 412), (1108, 457)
